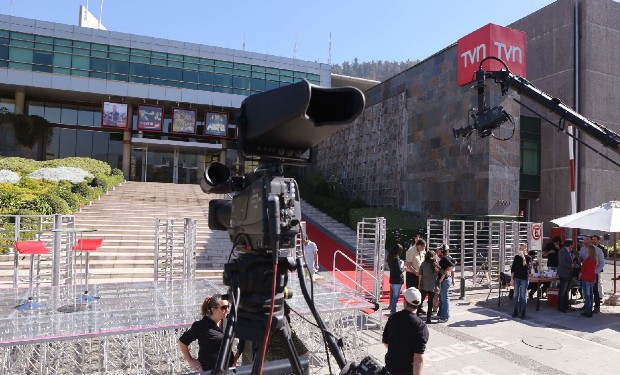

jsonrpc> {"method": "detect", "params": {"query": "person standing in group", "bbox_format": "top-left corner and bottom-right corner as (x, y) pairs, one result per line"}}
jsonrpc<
(432, 244), (445, 314)
(591, 235), (606, 312)
(437, 246), (456, 323)
(418, 250), (440, 324)
(304, 236), (319, 279)
(557, 239), (575, 313)
(387, 243), (405, 315)
(543, 236), (562, 270)
(178, 294), (234, 372)
(405, 236), (426, 290)
(579, 244), (598, 317)
(382, 287), (429, 375)
(510, 243), (531, 319)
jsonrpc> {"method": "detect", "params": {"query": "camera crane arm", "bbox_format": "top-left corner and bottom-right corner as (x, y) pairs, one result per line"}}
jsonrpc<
(477, 58), (620, 155)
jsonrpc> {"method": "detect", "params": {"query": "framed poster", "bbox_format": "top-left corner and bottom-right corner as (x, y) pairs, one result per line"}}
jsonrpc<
(101, 101), (129, 129)
(171, 107), (197, 134)
(204, 111), (228, 137)
(137, 104), (164, 132)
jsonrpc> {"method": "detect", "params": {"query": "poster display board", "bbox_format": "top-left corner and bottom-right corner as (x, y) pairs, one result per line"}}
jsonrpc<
(101, 101), (129, 129)
(171, 108), (197, 134)
(204, 111), (228, 137)
(137, 105), (164, 132)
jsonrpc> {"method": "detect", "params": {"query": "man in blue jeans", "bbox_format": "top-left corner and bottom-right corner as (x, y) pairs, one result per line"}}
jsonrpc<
(437, 246), (456, 323)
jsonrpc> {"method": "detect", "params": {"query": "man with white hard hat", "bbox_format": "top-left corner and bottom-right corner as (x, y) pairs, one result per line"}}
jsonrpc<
(382, 287), (429, 375)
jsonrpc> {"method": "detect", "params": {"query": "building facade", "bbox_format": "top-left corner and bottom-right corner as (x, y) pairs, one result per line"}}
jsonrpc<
(314, 0), (620, 229)
(0, 14), (331, 183)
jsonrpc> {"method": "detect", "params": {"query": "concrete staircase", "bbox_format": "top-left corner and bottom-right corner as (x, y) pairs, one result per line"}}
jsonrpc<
(300, 200), (357, 253)
(66, 181), (231, 283)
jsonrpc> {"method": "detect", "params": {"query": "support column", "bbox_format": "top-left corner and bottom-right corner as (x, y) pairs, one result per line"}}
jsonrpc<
(220, 139), (227, 164)
(122, 105), (132, 179)
(14, 90), (25, 114)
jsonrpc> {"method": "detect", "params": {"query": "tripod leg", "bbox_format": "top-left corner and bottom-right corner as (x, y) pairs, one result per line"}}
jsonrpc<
(277, 319), (304, 375)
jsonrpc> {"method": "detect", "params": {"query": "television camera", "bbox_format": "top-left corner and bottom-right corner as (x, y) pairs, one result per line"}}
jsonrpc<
(200, 79), (387, 375)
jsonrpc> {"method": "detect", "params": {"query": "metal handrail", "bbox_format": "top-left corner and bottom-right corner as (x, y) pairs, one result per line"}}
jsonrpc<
(332, 249), (379, 302)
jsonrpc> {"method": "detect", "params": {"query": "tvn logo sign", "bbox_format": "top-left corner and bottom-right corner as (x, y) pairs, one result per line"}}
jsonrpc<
(457, 24), (527, 86)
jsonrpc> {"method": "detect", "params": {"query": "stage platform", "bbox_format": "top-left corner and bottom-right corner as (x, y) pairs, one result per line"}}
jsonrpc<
(0, 273), (376, 374)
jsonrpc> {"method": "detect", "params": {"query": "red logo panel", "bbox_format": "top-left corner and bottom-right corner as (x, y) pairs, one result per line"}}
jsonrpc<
(457, 23), (527, 86)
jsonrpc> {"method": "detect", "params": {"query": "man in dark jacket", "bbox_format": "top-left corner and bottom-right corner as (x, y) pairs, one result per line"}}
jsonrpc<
(557, 240), (575, 313)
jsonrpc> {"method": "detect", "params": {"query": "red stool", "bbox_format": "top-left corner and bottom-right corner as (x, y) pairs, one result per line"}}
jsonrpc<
(72, 238), (103, 303)
(14, 241), (51, 310)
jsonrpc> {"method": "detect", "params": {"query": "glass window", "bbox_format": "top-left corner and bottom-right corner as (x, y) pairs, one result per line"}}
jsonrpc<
(293, 71), (307, 78)
(166, 67), (182, 81)
(215, 66), (232, 75)
(198, 71), (213, 85)
(168, 53), (183, 61)
(0, 60), (6, 68)
(46, 127), (60, 160)
(58, 128), (77, 158)
(280, 76), (294, 83)
(266, 73), (279, 81)
(265, 80), (279, 91)
(252, 66), (265, 73)
(73, 41), (90, 49)
(8, 61), (32, 70)
(308, 73), (320, 82)
(10, 32), (34, 41)
(151, 51), (167, 59)
(61, 106), (78, 125)
(234, 63), (250, 71)
(91, 130), (109, 160)
(54, 38), (72, 46)
(71, 69), (89, 77)
(214, 60), (233, 68)
(110, 60), (129, 74)
(183, 62), (198, 70)
(91, 43), (108, 52)
(9, 47), (33, 63)
(75, 129), (94, 158)
(265, 67), (279, 74)
(184, 55), (199, 63)
(53, 67), (70, 75)
(214, 74), (232, 87)
(233, 88), (250, 96)
(233, 69), (251, 77)
(0, 30), (7, 38)
(130, 62), (150, 77)
(182, 81), (197, 90)
(78, 109), (95, 126)
(33, 50), (53, 65)
(90, 71), (106, 79)
(35, 42), (53, 51)
(151, 58), (166, 66)
(250, 78), (266, 91)
(167, 60), (183, 68)
(91, 50), (107, 58)
(109, 45), (129, 54)
(151, 65), (167, 79)
(0, 37), (8, 45)
(54, 45), (72, 53)
(28, 101), (45, 117)
(233, 76), (250, 89)
(197, 84), (213, 91)
(199, 58), (214, 65)
(33, 63), (53, 73)
(44, 104), (61, 123)
(72, 55), (89, 70)
(90, 57), (108, 72)
(108, 73), (128, 81)
(251, 71), (265, 79)
(199, 64), (214, 72)
(280, 69), (294, 77)
(183, 69), (199, 83)
(109, 52), (129, 61)
(35, 35), (53, 43)
(107, 133), (123, 169)
(129, 75), (149, 84)
(54, 53), (72, 67)
(0, 45), (7, 60)
(130, 55), (150, 63)
(10, 39), (34, 48)
(131, 48), (150, 57)
(73, 48), (90, 56)
(150, 78), (168, 86)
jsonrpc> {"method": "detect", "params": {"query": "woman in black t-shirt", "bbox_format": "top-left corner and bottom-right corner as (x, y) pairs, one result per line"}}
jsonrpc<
(510, 243), (532, 319)
(387, 243), (405, 315)
(179, 294), (233, 371)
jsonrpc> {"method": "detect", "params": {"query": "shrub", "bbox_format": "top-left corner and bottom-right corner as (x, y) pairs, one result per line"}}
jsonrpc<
(0, 157), (40, 174)
(0, 170), (20, 184)
(71, 181), (93, 198)
(18, 196), (53, 215)
(28, 167), (93, 183)
(56, 187), (80, 211)
(41, 193), (71, 214)
(111, 168), (124, 177)
(90, 176), (111, 191)
(42, 157), (111, 176)
(0, 189), (21, 214)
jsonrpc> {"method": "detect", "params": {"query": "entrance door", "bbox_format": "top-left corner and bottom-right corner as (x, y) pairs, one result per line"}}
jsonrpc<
(177, 150), (204, 184)
(146, 149), (174, 183)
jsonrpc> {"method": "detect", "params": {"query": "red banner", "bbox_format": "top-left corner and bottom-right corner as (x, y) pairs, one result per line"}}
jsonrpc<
(457, 23), (527, 86)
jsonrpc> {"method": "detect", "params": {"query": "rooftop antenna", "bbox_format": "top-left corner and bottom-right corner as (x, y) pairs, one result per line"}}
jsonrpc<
(328, 32), (332, 65)
(243, 32), (246, 51)
(293, 32), (298, 60)
(99, 0), (104, 30)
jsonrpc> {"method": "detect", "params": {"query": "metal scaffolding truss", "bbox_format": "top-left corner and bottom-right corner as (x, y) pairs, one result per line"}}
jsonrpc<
(355, 217), (386, 304)
(1, 274), (373, 374)
(154, 218), (197, 281)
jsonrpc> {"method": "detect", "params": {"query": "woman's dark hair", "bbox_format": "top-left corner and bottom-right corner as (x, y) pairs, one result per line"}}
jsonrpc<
(387, 243), (403, 262)
(201, 294), (224, 316)
(424, 250), (440, 273)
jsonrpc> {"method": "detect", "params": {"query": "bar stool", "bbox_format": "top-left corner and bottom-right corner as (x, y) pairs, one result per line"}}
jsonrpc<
(14, 241), (51, 310)
(72, 238), (103, 303)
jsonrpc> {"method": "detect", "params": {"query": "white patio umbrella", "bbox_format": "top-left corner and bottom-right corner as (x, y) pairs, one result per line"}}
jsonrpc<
(550, 200), (620, 305)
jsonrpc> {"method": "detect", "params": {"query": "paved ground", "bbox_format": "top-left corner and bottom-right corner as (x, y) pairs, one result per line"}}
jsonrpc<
(351, 286), (620, 375)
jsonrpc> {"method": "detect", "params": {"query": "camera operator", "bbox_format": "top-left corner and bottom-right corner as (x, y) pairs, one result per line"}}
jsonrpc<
(382, 287), (429, 375)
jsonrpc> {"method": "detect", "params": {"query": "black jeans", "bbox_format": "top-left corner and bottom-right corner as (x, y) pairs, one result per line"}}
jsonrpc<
(594, 273), (601, 309)
(406, 272), (419, 289)
(558, 276), (571, 310)
(419, 291), (435, 322)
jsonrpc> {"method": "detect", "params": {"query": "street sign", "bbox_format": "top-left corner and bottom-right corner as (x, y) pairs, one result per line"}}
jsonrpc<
(529, 223), (543, 250)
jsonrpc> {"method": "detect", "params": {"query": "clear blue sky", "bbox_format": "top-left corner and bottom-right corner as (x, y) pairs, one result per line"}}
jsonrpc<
(1, 1), (557, 64)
